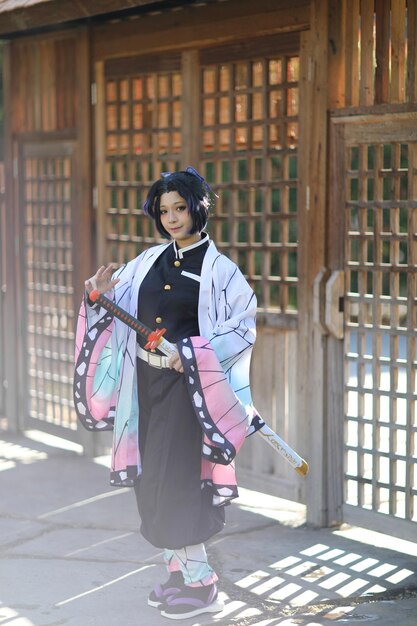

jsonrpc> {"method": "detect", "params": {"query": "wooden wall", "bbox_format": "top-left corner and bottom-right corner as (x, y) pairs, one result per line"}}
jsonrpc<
(329, 0), (417, 111)
(3, 29), (93, 444)
(10, 37), (78, 133)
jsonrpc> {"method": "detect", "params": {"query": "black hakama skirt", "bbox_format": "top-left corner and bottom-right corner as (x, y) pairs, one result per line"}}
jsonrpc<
(133, 358), (225, 549)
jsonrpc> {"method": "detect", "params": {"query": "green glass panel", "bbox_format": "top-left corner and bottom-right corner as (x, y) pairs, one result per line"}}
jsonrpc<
(271, 156), (282, 179)
(382, 207), (390, 230)
(399, 271), (407, 297)
(350, 239), (359, 262)
(221, 221), (229, 242)
(238, 250), (247, 273)
(350, 207), (358, 230)
(205, 162), (215, 183)
(367, 145), (374, 170)
(221, 160), (231, 182)
(350, 270), (358, 293)
(367, 241), (374, 263)
(382, 272), (390, 296)
(238, 189), (249, 213)
(147, 161), (154, 181)
(382, 241), (390, 263)
(367, 178), (374, 201)
(136, 191), (142, 210)
(383, 144), (392, 169)
(350, 178), (358, 201)
(400, 144), (408, 169)
(222, 189), (232, 213)
(254, 158), (263, 180)
(366, 272), (373, 295)
(399, 206), (408, 233)
(254, 250), (262, 274)
(254, 281), (263, 306)
(270, 283), (280, 307)
(237, 221), (247, 242)
(288, 155), (297, 179)
(288, 251), (297, 277)
(271, 188), (281, 213)
(271, 220), (280, 242)
(350, 146), (359, 170)
(288, 284), (297, 310)
(136, 217), (143, 237)
(134, 161), (141, 182)
(400, 175), (408, 200)
(289, 218), (297, 243)
(255, 220), (262, 243)
(270, 251), (280, 275)
(238, 159), (248, 181)
(399, 241), (408, 265)
(255, 189), (263, 212)
(289, 187), (297, 212)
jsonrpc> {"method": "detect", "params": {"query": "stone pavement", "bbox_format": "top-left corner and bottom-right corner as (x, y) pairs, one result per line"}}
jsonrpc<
(1, 431), (417, 626)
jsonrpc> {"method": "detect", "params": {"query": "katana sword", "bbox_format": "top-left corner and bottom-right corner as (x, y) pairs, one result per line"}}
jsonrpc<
(89, 289), (309, 477)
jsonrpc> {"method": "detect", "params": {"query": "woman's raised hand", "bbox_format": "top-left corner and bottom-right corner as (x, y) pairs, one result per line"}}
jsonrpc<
(85, 264), (120, 295)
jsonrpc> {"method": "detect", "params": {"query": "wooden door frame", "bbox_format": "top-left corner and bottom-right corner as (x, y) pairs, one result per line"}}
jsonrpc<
(331, 111), (417, 542)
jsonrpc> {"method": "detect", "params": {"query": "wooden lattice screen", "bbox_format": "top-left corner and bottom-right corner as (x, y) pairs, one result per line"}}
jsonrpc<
(200, 49), (299, 313)
(101, 41), (299, 315)
(343, 119), (417, 528)
(102, 57), (182, 265)
(23, 143), (77, 435)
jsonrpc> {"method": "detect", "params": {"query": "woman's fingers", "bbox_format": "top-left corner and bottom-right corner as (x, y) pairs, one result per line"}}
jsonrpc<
(85, 263), (119, 294)
(168, 352), (183, 373)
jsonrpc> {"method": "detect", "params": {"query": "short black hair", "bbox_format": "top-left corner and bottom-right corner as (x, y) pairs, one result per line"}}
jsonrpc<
(143, 170), (213, 239)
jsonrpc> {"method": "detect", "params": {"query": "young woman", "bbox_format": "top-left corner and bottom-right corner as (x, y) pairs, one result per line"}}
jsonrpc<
(74, 167), (258, 620)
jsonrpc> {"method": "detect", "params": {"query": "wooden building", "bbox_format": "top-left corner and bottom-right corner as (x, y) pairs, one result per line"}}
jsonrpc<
(1, 0), (417, 540)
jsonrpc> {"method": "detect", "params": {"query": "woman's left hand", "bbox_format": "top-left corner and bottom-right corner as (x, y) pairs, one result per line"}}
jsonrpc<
(168, 351), (184, 373)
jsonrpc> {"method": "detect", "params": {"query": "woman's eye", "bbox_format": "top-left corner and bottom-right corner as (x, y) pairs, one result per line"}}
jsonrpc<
(177, 205), (187, 211)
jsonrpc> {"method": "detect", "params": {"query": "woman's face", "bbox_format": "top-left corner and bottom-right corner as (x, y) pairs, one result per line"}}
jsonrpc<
(159, 191), (200, 248)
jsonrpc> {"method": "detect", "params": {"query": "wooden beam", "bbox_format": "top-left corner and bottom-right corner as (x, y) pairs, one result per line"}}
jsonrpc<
(345, 0), (360, 107)
(0, 0), (159, 36)
(390, 0), (406, 103)
(181, 50), (200, 168)
(359, 0), (375, 106)
(407, 0), (417, 102)
(297, 0), (330, 527)
(375, 0), (390, 104)
(92, 0), (310, 60)
(328, 0), (346, 109)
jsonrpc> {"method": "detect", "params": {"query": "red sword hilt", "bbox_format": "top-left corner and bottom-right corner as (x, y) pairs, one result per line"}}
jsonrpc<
(145, 328), (167, 350)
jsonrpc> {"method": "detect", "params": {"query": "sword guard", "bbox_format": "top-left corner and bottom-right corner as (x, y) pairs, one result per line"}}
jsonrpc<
(145, 328), (167, 350)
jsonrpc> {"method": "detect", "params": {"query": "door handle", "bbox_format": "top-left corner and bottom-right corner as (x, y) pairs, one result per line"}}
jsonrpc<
(325, 270), (345, 339)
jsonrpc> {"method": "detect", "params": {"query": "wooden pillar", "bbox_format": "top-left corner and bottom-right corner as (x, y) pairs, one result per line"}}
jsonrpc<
(181, 50), (200, 169)
(2, 41), (21, 431)
(297, 0), (330, 527)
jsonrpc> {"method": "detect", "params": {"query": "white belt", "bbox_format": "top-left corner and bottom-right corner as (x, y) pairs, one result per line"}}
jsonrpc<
(136, 344), (170, 369)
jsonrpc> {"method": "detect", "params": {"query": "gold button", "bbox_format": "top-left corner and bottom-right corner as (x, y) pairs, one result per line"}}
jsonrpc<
(164, 284), (171, 290)
(155, 316), (162, 324)
(174, 260), (181, 267)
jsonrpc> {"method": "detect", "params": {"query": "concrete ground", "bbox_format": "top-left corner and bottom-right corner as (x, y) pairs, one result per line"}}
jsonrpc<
(0, 431), (416, 626)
